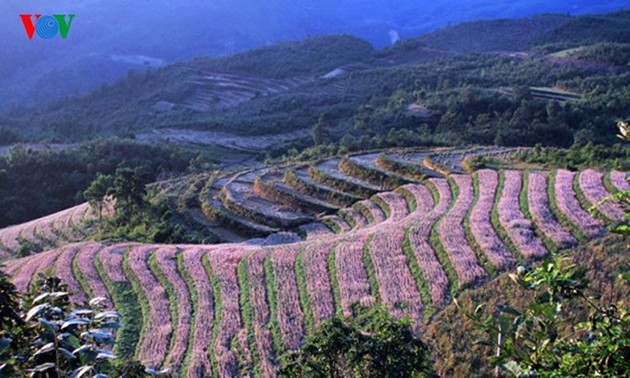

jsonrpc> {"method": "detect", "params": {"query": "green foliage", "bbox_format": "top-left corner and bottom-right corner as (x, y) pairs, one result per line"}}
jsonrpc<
(517, 143), (630, 170)
(0, 138), (210, 228)
(294, 252), (315, 334)
(94, 255), (142, 361)
(563, 42), (630, 65)
(263, 255), (284, 355)
(279, 307), (434, 378)
(362, 236), (381, 303)
(95, 177), (215, 245)
(83, 173), (114, 222)
(175, 254), (199, 377)
(202, 254), (222, 377)
(0, 129), (21, 146)
(458, 254), (630, 377)
(236, 257), (261, 375)
(327, 248), (344, 318)
(0, 271), (122, 377)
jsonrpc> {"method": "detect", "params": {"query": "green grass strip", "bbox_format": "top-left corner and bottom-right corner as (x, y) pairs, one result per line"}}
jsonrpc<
(402, 228), (434, 321)
(426, 180), (459, 296)
(202, 254), (222, 377)
(148, 253), (178, 370)
(71, 248), (94, 299)
(396, 187), (418, 213)
(295, 251), (316, 333)
(465, 173), (498, 276)
(362, 235), (381, 302)
(353, 202), (376, 224)
(121, 250), (151, 359)
(327, 247), (344, 317)
(263, 255), (284, 355)
(572, 171), (614, 225)
(339, 210), (358, 230)
(176, 253), (200, 378)
(548, 170), (587, 243)
(236, 257), (261, 377)
(490, 171), (526, 265)
(370, 195), (392, 219)
(603, 171), (618, 194)
(94, 249), (143, 360)
(519, 171), (558, 254)
(320, 217), (342, 234)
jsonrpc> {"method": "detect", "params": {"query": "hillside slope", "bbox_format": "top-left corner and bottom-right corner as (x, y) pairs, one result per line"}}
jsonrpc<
(4, 155), (627, 376)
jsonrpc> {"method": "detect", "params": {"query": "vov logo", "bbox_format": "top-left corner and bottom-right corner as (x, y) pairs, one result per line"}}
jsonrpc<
(19, 14), (75, 40)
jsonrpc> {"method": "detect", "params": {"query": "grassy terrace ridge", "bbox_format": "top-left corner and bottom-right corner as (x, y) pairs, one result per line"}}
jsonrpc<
(295, 250), (316, 333)
(548, 170), (588, 243)
(121, 249), (153, 361)
(395, 186), (419, 213)
(423, 155), (452, 177)
(327, 247), (344, 318)
(465, 173), (498, 276)
(283, 169), (361, 207)
(176, 253), (202, 378)
(338, 155), (409, 190)
(519, 171), (558, 254)
(148, 252), (179, 371)
(401, 227), (435, 321)
(603, 171), (619, 194)
(370, 194), (392, 219)
(376, 153), (432, 182)
(236, 256), (262, 377)
(490, 171), (526, 265)
(353, 202), (377, 224)
(339, 209), (359, 230)
(220, 176), (313, 230)
(94, 248), (143, 360)
(71, 245), (96, 299)
(308, 164), (379, 199)
(253, 172), (338, 214)
(572, 171), (615, 225)
(263, 255), (284, 355)
(362, 234), (381, 303)
(202, 253), (223, 377)
(425, 180), (459, 296)
(320, 216), (347, 234)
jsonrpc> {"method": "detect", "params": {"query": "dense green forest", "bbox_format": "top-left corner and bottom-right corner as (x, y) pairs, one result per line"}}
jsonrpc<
(0, 139), (213, 228)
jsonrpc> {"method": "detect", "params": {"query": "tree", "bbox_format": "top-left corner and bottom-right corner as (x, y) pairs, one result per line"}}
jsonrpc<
(313, 114), (330, 145)
(109, 167), (147, 223)
(0, 269), (21, 331)
(84, 173), (114, 222)
(280, 307), (434, 378)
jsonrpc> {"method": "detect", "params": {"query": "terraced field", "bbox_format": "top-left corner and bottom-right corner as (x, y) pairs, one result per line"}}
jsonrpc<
(0, 203), (106, 260)
(2, 146), (626, 377)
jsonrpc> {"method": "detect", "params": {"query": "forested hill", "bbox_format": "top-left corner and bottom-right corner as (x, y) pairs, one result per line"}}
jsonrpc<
(1, 10), (629, 149)
(407, 10), (630, 53)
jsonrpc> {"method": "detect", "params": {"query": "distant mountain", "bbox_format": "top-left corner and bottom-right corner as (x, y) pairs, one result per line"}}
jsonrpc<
(0, 0), (627, 108)
(410, 10), (630, 53)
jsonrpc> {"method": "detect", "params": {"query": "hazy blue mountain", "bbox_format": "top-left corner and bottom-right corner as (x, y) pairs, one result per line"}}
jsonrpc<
(0, 0), (626, 107)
